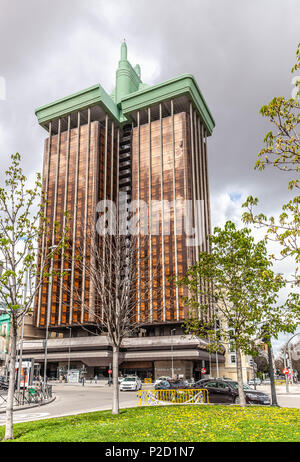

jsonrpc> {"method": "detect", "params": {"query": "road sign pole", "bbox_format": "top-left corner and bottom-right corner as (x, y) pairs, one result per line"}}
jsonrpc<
(283, 350), (289, 393)
(108, 364), (112, 387)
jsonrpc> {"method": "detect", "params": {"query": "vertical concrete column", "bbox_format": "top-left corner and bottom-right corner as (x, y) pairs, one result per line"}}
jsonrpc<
(101, 115), (109, 321)
(148, 108), (153, 323)
(58, 115), (71, 325)
(37, 121), (52, 327)
(159, 104), (166, 322)
(88, 121), (100, 323)
(137, 111), (141, 323)
(81, 108), (91, 324)
(46, 118), (61, 328)
(171, 100), (179, 321)
(69, 112), (81, 324)
(189, 103), (198, 264)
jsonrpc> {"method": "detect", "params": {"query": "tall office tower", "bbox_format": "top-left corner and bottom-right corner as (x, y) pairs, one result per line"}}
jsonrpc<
(34, 42), (215, 333)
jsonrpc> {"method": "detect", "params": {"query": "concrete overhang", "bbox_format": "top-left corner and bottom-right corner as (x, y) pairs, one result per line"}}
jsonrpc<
(22, 348), (225, 365)
(22, 335), (210, 353)
(35, 84), (121, 133)
(21, 335), (225, 365)
(120, 74), (215, 136)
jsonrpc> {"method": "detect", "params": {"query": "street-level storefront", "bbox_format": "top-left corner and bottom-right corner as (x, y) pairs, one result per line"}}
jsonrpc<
(20, 334), (225, 381)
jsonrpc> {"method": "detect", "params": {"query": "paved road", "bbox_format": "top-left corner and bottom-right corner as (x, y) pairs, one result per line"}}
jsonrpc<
(0, 384), (138, 424)
(0, 384), (299, 425)
(276, 394), (300, 408)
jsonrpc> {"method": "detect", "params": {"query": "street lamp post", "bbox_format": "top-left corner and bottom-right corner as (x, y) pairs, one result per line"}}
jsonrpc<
(66, 327), (72, 382)
(171, 329), (176, 379)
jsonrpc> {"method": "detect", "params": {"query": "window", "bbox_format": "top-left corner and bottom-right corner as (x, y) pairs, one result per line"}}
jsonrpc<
(205, 381), (218, 388)
(230, 355), (236, 365)
(217, 382), (229, 389)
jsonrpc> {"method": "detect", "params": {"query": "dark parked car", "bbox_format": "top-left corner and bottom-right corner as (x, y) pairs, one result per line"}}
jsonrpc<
(198, 379), (271, 405)
(192, 378), (209, 387)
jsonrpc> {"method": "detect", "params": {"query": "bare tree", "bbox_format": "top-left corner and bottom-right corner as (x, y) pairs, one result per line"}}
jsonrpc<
(0, 153), (66, 440)
(67, 222), (159, 415)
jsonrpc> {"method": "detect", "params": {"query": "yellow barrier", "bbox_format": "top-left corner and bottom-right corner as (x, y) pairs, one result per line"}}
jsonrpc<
(136, 389), (209, 406)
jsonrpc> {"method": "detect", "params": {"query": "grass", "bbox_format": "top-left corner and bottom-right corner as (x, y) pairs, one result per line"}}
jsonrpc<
(0, 405), (300, 442)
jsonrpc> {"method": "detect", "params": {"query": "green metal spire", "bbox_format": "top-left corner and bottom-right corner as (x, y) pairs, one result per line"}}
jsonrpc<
(120, 40), (127, 60)
(115, 41), (142, 105)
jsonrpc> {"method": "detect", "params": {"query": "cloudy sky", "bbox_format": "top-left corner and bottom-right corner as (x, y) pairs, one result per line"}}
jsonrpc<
(0, 0), (299, 352)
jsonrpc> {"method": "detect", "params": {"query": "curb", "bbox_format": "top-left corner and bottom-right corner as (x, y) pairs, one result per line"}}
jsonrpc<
(0, 396), (56, 414)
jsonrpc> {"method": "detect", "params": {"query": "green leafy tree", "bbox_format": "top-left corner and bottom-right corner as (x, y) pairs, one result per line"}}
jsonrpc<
(178, 221), (289, 407)
(0, 153), (66, 440)
(243, 43), (300, 293)
(255, 42), (299, 185)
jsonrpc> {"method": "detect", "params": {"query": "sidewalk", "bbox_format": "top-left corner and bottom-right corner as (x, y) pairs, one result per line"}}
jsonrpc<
(0, 395), (56, 413)
(258, 384), (300, 395)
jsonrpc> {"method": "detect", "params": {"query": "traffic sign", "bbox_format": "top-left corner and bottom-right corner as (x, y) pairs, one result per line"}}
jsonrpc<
(201, 368), (207, 374)
(283, 368), (289, 375)
(108, 369), (112, 375)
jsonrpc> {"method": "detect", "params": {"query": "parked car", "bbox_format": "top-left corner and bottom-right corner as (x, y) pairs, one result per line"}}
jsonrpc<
(192, 378), (212, 389)
(155, 379), (189, 390)
(154, 379), (171, 390)
(262, 378), (271, 385)
(154, 376), (172, 387)
(118, 377), (125, 384)
(120, 376), (142, 391)
(248, 378), (262, 386)
(198, 379), (270, 405)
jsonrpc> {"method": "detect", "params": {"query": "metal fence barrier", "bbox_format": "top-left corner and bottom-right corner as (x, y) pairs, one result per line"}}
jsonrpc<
(14, 385), (53, 407)
(137, 388), (209, 406)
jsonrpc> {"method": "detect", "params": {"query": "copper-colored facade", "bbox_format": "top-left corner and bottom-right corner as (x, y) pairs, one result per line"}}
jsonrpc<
(35, 112), (118, 328)
(35, 100), (211, 330)
(132, 104), (211, 326)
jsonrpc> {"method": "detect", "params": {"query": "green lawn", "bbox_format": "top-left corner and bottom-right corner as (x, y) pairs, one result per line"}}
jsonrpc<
(1, 405), (300, 442)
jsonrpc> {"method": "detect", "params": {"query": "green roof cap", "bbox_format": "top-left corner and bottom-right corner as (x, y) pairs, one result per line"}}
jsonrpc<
(35, 44), (215, 135)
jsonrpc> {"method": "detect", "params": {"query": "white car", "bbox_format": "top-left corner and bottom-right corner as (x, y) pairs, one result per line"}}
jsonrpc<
(248, 378), (261, 386)
(120, 376), (142, 391)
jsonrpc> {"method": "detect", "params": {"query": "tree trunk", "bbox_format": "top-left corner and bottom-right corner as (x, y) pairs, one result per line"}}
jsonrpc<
(4, 321), (17, 440)
(112, 345), (120, 415)
(235, 347), (246, 407)
(267, 342), (279, 406)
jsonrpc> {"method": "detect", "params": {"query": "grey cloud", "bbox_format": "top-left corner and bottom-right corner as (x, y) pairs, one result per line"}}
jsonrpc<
(0, 0), (299, 214)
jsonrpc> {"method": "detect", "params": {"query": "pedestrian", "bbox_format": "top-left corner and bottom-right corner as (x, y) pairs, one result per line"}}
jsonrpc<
(94, 375), (98, 384)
